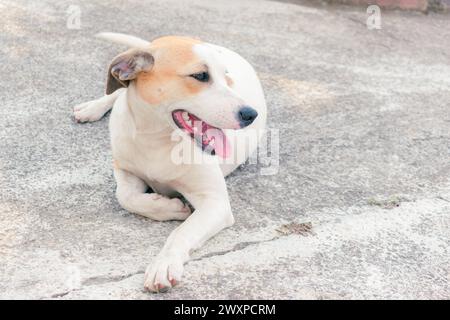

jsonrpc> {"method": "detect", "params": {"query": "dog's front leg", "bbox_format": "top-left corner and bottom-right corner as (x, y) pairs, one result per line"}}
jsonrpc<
(144, 166), (234, 293)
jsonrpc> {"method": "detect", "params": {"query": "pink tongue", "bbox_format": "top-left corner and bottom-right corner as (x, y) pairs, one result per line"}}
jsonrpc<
(202, 125), (231, 159)
(212, 130), (231, 159)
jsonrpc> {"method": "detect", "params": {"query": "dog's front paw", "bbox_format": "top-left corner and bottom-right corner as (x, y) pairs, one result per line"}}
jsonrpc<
(144, 252), (184, 293)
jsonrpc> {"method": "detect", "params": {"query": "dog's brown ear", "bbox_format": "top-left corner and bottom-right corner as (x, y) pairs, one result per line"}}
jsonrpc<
(106, 48), (154, 95)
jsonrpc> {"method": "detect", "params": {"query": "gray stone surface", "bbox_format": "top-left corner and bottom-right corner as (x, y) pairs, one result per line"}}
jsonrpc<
(1, 0), (449, 299)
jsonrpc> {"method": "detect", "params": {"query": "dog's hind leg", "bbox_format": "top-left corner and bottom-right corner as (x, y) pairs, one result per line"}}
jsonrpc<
(114, 168), (191, 221)
(73, 88), (125, 123)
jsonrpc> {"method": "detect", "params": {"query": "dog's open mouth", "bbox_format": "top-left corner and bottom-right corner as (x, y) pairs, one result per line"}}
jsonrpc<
(172, 110), (230, 158)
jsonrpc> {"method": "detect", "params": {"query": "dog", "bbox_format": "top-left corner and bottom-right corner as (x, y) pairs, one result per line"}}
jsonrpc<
(73, 32), (267, 292)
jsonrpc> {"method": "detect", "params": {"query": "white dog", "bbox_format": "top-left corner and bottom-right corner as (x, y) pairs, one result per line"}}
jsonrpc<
(73, 33), (267, 293)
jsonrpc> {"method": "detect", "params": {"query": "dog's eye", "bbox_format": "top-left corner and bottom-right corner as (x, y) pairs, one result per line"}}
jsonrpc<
(190, 72), (210, 82)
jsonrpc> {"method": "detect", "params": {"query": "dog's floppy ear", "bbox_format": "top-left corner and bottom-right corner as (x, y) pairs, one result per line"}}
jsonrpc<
(106, 48), (154, 95)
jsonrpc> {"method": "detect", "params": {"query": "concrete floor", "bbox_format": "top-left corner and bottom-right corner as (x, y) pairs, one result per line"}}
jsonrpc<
(0, 0), (449, 299)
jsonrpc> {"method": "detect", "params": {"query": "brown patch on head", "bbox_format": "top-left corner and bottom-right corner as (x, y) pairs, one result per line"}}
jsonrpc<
(135, 36), (206, 105)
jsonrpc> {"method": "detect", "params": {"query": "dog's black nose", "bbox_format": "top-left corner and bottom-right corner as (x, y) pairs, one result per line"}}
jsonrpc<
(237, 106), (258, 128)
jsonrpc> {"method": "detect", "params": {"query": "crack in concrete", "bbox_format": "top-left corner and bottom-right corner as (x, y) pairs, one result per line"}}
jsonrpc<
(437, 195), (450, 203)
(191, 236), (284, 263)
(43, 235), (288, 299)
(40, 193), (450, 299)
(81, 270), (145, 286)
(45, 193), (450, 298)
(44, 270), (145, 299)
(49, 291), (71, 299)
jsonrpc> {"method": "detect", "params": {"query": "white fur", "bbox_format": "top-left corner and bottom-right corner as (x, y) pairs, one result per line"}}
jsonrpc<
(73, 33), (267, 293)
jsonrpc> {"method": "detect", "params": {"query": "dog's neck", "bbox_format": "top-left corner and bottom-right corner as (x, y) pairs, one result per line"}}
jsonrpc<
(126, 83), (174, 141)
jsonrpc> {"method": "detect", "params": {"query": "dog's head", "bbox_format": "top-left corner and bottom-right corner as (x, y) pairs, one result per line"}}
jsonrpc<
(106, 36), (258, 158)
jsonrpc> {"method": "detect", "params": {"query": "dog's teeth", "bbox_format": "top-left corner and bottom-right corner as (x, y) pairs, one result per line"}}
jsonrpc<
(182, 111), (189, 121)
